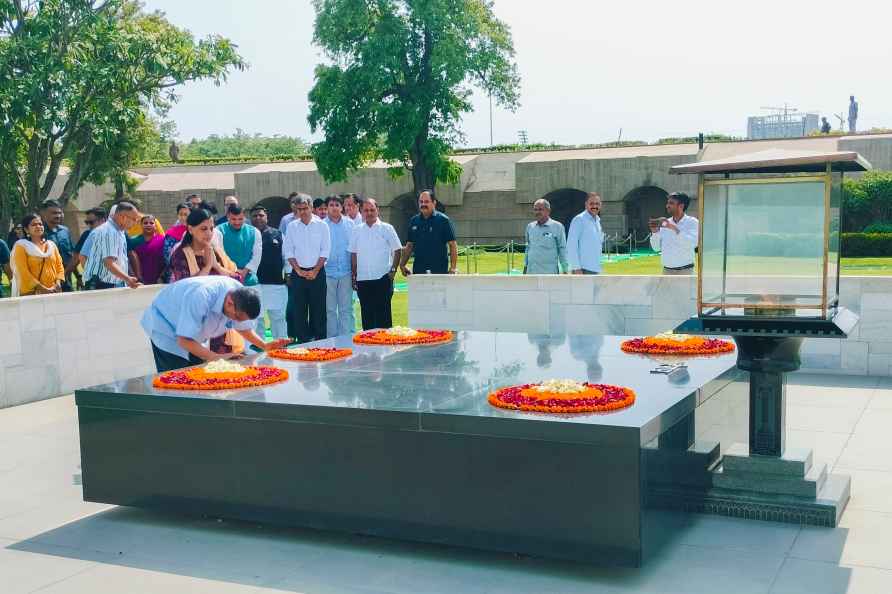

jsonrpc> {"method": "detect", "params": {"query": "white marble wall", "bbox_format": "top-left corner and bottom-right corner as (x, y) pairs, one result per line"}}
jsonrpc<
(408, 275), (892, 377)
(0, 285), (165, 409)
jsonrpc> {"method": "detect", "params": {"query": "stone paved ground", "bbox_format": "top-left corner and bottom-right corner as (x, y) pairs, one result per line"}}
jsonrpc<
(2, 375), (892, 594)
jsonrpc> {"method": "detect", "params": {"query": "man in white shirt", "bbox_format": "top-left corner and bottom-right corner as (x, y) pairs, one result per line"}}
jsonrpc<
(282, 195), (331, 342)
(349, 198), (403, 330)
(567, 192), (604, 275)
(649, 192), (699, 275)
(344, 193), (364, 225)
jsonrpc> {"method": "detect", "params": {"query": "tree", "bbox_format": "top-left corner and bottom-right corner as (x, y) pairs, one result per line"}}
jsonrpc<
(308, 0), (520, 195)
(0, 0), (246, 223)
(181, 130), (308, 160)
(843, 171), (892, 232)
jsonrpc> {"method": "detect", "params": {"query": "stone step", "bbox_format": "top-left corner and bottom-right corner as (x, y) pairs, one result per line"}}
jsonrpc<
(713, 461), (827, 499)
(644, 441), (720, 489)
(647, 471), (851, 527)
(721, 443), (813, 478)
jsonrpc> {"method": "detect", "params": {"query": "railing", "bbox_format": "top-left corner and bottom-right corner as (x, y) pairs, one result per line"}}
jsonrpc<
(452, 230), (658, 277)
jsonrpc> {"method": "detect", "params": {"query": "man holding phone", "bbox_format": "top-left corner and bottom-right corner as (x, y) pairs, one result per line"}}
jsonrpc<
(649, 192), (698, 275)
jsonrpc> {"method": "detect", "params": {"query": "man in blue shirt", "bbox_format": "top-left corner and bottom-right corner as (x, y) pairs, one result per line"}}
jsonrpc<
(399, 190), (457, 275)
(40, 199), (76, 290)
(567, 192), (604, 275)
(141, 276), (290, 372)
(83, 202), (141, 289)
(324, 195), (355, 337)
(73, 207), (108, 288)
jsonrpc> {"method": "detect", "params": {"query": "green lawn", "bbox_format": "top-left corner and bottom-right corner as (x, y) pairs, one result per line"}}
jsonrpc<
(387, 253), (892, 326)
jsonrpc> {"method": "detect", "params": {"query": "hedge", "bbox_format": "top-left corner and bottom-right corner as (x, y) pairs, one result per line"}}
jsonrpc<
(841, 233), (892, 257)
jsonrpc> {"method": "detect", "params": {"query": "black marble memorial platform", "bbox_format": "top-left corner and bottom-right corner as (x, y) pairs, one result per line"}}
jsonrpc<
(75, 331), (737, 567)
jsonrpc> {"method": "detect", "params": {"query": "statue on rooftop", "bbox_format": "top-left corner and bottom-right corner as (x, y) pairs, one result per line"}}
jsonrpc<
(168, 141), (180, 163)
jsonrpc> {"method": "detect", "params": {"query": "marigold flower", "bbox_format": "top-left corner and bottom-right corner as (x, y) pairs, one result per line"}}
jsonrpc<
(268, 347), (353, 362)
(353, 329), (454, 346)
(620, 336), (734, 355)
(153, 365), (289, 391)
(488, 382), (636, 413)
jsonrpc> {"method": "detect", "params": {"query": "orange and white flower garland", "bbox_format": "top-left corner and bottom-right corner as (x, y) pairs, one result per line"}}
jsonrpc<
(153, 359), (289, 391)
(353, 326), (454, 346)
(488, 379), (636, 414)
(621, 332), (734, 355)
(267, 347), (353, 362)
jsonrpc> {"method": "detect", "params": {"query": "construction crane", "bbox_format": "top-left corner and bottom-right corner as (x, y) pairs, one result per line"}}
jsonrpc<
(760, 104), (800, 121)
(834, 113), (846, 131)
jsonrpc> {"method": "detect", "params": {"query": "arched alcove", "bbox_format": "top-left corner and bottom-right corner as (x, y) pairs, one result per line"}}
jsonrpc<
(254, 196), (291, 230)
(541, 188), (588, 232)
(623, 186), (668, 239)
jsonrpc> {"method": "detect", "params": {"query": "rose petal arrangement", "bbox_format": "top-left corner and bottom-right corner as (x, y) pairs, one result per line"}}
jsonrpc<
(267, 347), (353, 362)
(621, 332), (735, 355)
(353, 326), (454, 346)
(152, 359), (289, 391)
(488, 379), (636, 413)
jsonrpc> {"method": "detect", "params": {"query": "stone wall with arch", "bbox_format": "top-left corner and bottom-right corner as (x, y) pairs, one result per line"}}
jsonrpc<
(252, 196), (291, 229)
(540, 188), (588, 233)
(623, 186), (669, 239)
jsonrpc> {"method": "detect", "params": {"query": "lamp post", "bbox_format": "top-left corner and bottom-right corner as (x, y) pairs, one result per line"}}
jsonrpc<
(669, 148), (868, 526)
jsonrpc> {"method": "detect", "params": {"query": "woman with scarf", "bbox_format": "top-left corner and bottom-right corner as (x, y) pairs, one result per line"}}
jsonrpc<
(169, 208), (245, 354)
(129, 214), (166, 285)
(10, 213), (65, 296)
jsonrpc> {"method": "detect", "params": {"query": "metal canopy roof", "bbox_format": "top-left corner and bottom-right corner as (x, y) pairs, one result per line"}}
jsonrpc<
(670, 148), (872, 175)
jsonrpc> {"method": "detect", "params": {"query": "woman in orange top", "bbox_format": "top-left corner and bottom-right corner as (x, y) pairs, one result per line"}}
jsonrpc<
(10, 213), (65, 296)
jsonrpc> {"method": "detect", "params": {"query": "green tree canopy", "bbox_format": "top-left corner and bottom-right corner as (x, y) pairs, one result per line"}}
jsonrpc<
(136, 126), (309, 163)
(0, 0), (246, 223)
(308, 0), (520, 195)
(843, 170), (892, 232)
(181, 129), (308, 160)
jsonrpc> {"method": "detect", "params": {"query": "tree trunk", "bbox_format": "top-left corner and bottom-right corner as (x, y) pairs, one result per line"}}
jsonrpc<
(411, 160), (435, 197)
(114, 174), (125, 200)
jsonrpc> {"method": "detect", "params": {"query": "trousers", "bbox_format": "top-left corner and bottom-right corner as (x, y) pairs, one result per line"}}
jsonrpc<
(256, 284), (288, 339)
(288, 271), (327, 343)
(151, 342), (202, 373)
(326, 274), (355, 337)
(356, 274), (394, 330)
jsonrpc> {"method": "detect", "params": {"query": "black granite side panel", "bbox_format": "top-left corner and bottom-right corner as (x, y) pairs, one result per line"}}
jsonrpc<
(78, 407), (241, 506)
(78, 407), (643, 566)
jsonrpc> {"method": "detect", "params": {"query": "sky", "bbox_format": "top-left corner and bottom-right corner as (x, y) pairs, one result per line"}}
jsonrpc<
(142, 0), (892, 147)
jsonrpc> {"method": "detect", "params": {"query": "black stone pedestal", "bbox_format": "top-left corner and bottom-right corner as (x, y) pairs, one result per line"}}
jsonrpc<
(734, 336), (803, 457)
(710, 335), (850, 526)
(669, 310), (860, 526)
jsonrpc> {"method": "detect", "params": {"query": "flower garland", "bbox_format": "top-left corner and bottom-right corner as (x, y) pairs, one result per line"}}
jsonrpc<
(267, 347), (353, 362)
(621, 332), (734, 355)
(353, 327), (454, 346)
(153, 361), (289, 391)
(488, 380), (636, 414)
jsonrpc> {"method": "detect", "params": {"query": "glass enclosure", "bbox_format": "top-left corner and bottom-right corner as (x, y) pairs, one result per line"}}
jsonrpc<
(698, 173), (842, 319)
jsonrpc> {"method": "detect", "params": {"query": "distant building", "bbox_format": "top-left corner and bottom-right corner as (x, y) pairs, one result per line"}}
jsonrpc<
(747, 113), (819, 139)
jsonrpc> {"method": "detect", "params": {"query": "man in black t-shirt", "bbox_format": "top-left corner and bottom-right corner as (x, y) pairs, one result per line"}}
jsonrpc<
(250, 207), (288, 339)
(399, 189), (458, 275)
